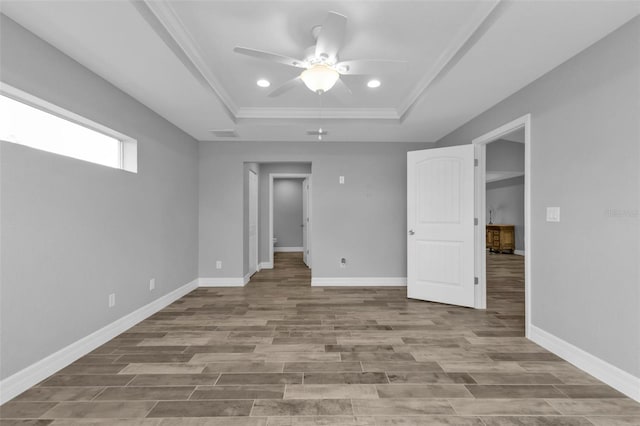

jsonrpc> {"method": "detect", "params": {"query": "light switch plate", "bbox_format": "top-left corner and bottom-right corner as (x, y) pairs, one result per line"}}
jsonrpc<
(546, 207), (560, 222)
(339, 176), (345, 184)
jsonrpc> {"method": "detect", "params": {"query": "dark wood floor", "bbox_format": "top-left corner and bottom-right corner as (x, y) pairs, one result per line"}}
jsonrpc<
(2, 252), (639, 425)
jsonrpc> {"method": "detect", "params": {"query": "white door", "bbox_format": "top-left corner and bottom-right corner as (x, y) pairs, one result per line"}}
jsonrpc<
(407, 145), (475, 307)
(249, 170), (258, 275)
(302, 178), (310, 267)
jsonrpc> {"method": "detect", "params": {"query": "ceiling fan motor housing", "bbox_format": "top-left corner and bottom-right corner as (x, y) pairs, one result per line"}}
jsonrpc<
(304, 46), (336, 67)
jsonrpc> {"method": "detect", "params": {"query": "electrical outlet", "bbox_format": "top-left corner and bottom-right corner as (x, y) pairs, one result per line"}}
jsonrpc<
(216, 261), (222, 269)
(149, 278), (155, 291)
(339, 176), (345, 184)
(340, 258), (347, 268)
(108, 293), (115, 308)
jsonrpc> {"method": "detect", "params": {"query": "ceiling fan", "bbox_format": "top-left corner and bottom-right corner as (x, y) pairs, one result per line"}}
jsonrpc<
(233, 11), (407, 97)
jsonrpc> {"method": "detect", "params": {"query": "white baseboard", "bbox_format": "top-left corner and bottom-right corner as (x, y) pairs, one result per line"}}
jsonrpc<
(274, 246), (304, 252)
(514, 250), (525, 256)
(0, 279), (198, 405)
(529, 324), (640, 402)
(259, 262), (273, 270)
(311, 277), (407, 287)
(198, 277), (246, 287)
(243, 272), (251, 285)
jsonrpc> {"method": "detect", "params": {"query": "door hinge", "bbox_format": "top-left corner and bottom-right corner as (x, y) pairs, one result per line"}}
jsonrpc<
(474, 218), (478, 226)
(474, 158), (479, 167)
(474, 277), (479, 285)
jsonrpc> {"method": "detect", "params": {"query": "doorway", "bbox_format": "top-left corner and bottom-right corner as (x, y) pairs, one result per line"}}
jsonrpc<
(269, 173), (312, 271)
(406, 114), (531, 333)
(473, 114), (531, 337)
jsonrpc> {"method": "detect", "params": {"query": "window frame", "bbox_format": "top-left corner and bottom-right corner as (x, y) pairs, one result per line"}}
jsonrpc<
(1, 83), (137, 173)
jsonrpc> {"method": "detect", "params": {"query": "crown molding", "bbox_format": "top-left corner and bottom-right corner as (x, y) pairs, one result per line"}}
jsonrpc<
(141, 0), (239, 119)
(142, 1), (398, 122)
(140, 0), (499, 124)
(398, 0), (502, 120)
(236, 107), (400, 121)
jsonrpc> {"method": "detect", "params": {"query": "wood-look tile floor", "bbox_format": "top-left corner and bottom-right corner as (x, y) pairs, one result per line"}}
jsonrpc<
(2, 252), (639, 425)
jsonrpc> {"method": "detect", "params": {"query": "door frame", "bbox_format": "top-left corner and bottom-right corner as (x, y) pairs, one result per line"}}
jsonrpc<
(248, 169), (259, 276)
(302, 177), (311, 267)
(269, 173), (312, 269)
(472, 113), (531, 337)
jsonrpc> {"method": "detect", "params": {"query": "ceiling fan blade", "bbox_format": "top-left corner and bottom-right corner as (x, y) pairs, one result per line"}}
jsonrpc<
(233, 47), (306, 69)
(268, 77), (303, 97)
(335, 59), (408, 75)
(314, 11), (347, 61)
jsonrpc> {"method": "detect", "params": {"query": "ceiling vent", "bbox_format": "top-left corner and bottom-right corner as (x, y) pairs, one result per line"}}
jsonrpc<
(209, 129), (238, 138)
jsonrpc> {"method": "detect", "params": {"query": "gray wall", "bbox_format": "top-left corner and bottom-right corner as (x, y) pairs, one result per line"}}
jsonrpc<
(487, 139), (525, 173)
(0, 16), (199, 379)
(199, 142), (432, 279)
(274, 179), (304, 248)
(487, 176), (525, 251)
(437, 17), (640, 377)
(257, 163), (311, 264)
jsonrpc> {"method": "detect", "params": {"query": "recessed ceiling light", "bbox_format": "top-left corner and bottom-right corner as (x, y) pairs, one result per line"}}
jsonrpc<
(256, 79), (270, 88)
(367, 79), (381, 89)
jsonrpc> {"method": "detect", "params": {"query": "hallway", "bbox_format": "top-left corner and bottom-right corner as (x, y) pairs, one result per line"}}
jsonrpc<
(2, 253), (638, 424)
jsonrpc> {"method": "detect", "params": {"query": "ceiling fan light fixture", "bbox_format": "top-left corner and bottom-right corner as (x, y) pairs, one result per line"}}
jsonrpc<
(300, 64), (339, 93)
(367, 79), (381, 88)
(256, 79), (270, 88)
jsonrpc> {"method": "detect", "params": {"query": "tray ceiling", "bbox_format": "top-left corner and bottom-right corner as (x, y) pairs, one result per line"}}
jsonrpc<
(1, 1), (638, 142)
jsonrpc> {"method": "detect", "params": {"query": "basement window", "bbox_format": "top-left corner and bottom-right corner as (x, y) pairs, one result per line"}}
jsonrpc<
(0, 85), (137, 172)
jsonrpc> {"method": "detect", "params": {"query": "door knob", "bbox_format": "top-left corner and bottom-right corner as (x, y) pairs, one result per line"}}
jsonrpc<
(408, 230), (415, 235)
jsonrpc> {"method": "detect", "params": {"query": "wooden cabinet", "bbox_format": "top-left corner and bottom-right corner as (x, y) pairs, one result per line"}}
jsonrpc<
(486, 224), (515, 253)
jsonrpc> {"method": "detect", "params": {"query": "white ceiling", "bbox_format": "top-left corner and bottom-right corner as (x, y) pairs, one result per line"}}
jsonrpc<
(486, 171), (524, 183)
(2, 1), (638, 143)
(500, 128), (525, 144)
